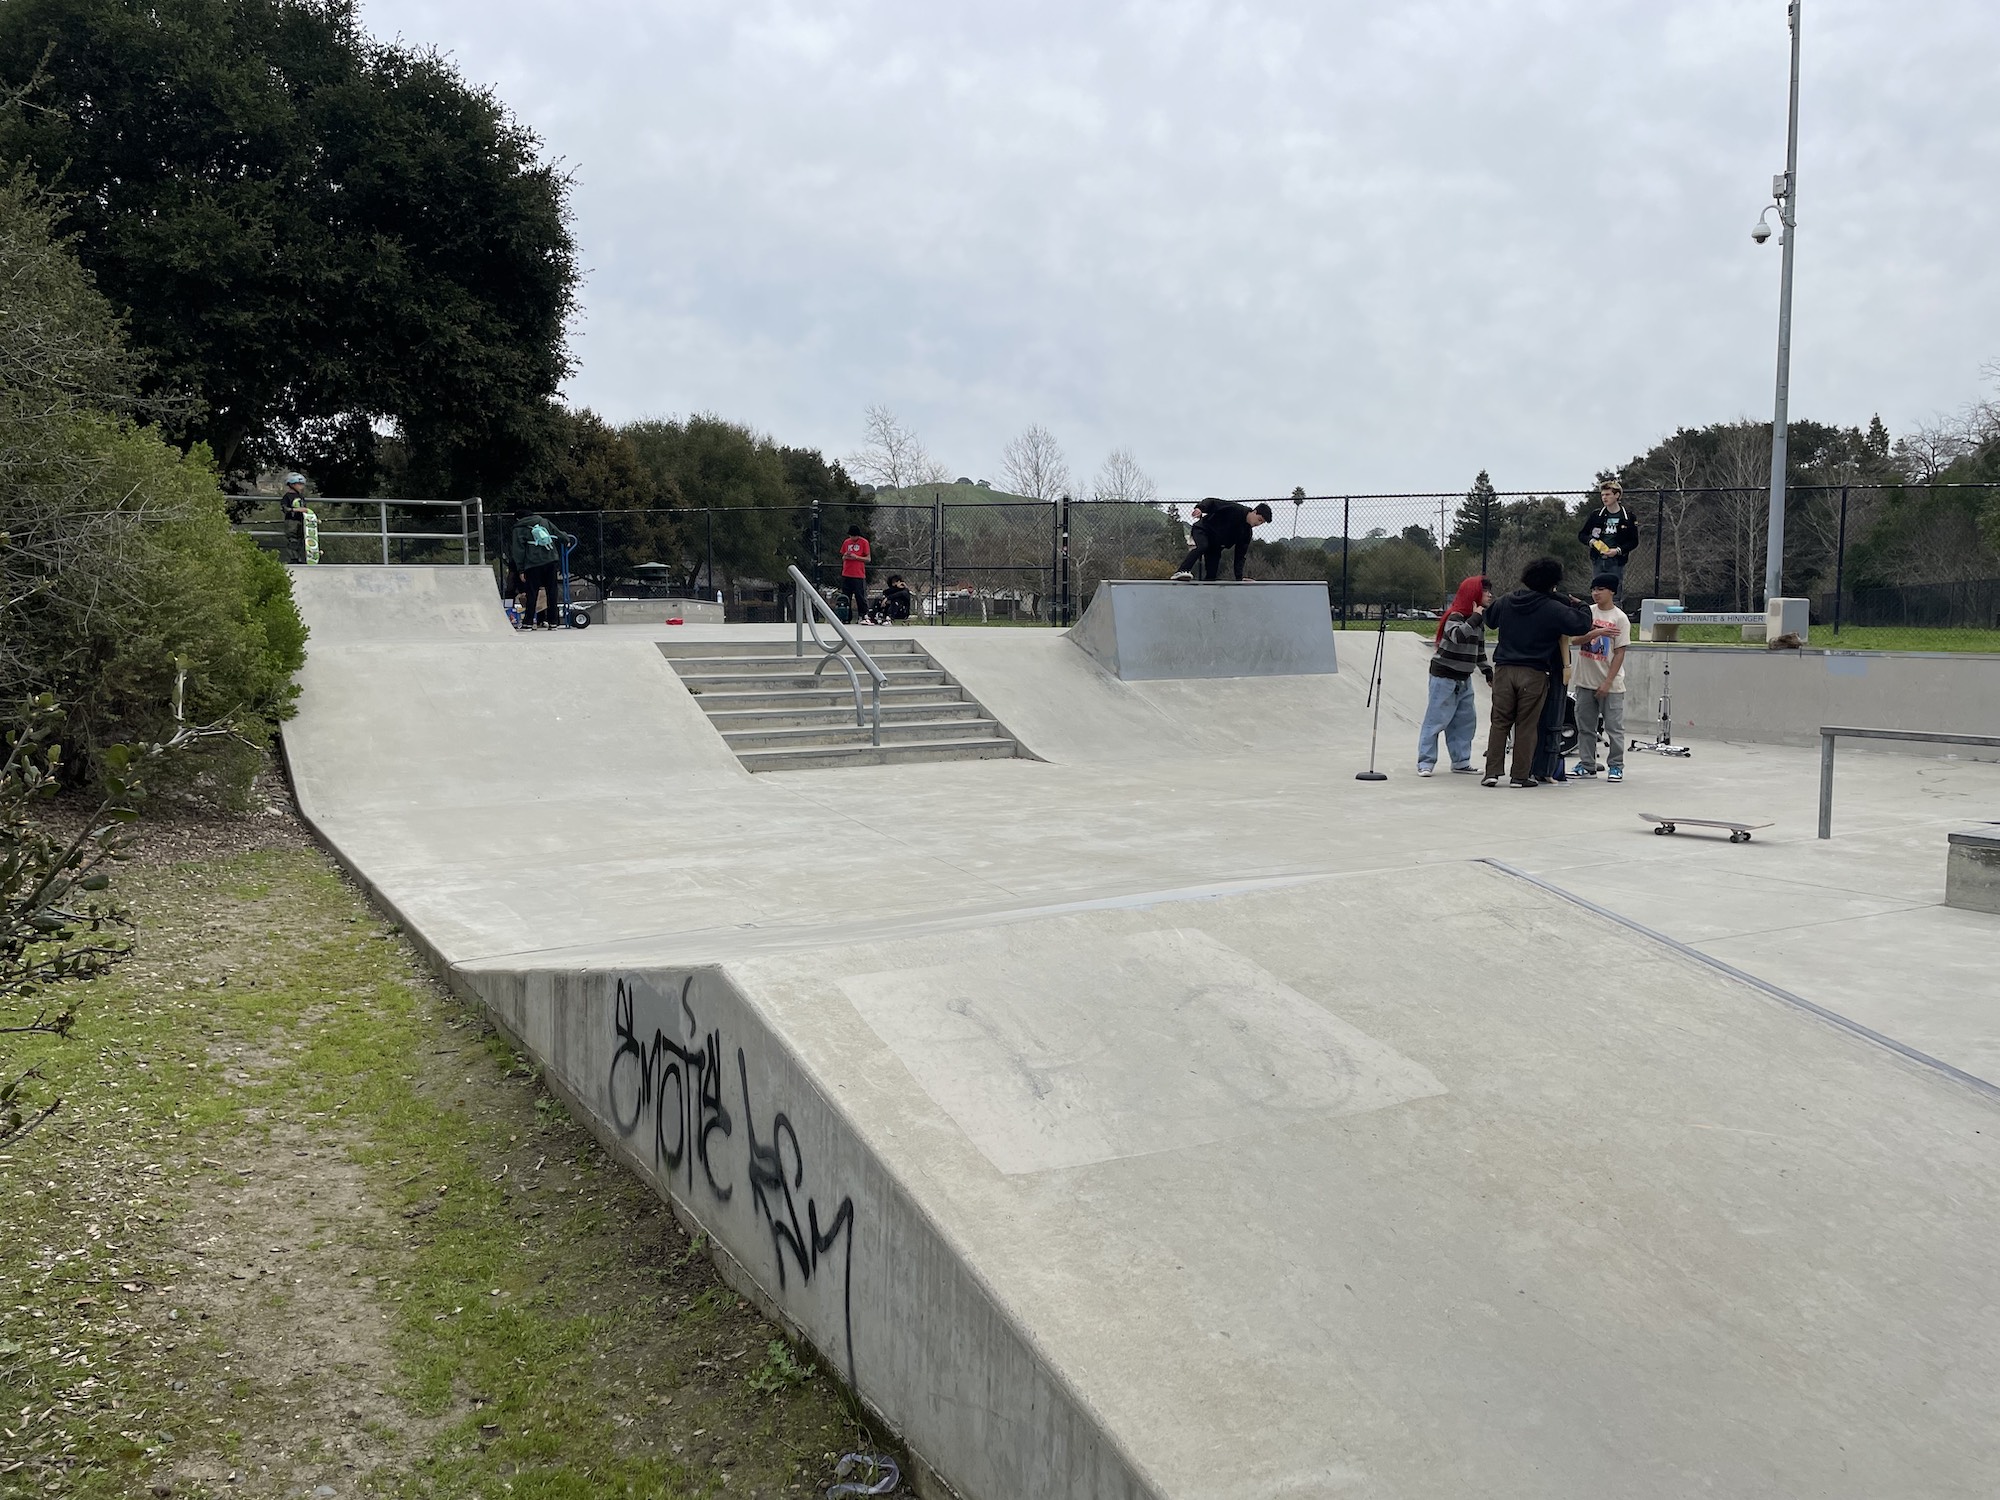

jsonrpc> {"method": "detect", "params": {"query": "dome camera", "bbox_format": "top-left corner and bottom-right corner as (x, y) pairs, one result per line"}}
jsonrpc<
(1751, 219), (1773, 244)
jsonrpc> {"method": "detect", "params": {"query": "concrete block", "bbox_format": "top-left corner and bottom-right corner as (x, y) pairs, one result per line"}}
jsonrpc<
(1766, 596), (1809, 643)
(1946, 828), (2000, 914)
(598, 597), (724, 625)
(1069, 580), (1338, 680)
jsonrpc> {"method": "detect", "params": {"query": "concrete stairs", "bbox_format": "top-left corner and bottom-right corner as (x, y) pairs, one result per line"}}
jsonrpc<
(658, 637), (1024, 772)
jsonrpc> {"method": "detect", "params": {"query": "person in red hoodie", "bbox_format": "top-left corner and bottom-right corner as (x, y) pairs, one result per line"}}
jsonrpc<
(837, 525), (871, 622)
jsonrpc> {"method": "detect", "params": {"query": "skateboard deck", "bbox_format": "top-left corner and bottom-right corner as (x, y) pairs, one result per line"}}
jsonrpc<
(302, 507), (321, 564)
(1640, 813), (1771, 843)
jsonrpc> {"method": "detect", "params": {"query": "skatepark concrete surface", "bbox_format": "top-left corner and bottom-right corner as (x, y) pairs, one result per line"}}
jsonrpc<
(283, 567), (2000, 1500)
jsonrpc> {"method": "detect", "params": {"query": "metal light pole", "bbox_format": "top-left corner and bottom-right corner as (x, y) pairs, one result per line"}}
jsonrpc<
(1758, 0), (1803, 605)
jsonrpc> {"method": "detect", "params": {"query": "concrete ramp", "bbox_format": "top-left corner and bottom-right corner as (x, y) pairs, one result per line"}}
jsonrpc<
(465, 864), (2000, 1500)
(1070, 580), (1338, 680)
(279, 569), (2000, 1500)
(287, 563), (512, 642)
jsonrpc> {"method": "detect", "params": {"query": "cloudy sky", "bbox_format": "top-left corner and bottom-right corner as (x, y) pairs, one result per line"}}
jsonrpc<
(363, 0), (1998, 496)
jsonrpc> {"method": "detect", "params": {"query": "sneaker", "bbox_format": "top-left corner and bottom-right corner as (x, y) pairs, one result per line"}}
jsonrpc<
(1574, 766), (1599, 778)
(1450, 764), (1477, 774)
(1510, 777), (1537, 788)
(1606, 766), (1624, 782)
(1416, 766), (1434, 777)
(1481, 775), (1498, 787)
(1169, 571), (1195, 581)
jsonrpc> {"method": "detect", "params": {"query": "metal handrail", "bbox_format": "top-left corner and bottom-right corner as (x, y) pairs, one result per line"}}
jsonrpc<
(788, 565), (886, 746)
(234, 495), (485, 565)
(1818, 725), (2000, 838)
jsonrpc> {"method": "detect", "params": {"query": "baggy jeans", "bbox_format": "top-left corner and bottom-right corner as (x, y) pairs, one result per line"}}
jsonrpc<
(1574, 689), (1626, 772)
(1417, 673), (1478, 771)
(1484, 664), (1548, 782)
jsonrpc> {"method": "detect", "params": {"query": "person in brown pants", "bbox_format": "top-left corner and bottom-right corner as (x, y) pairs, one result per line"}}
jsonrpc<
(1481, 556), (1596, 786)
(1485, 664), (1550, 785)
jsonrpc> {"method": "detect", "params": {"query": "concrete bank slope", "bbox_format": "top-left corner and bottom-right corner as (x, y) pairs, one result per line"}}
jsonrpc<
(280, 572), (2000, 1498)
(458, 864), (2000, 1500)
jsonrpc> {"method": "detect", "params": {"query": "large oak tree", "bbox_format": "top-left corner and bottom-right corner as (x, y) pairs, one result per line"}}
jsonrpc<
(0, 0), (578, 497)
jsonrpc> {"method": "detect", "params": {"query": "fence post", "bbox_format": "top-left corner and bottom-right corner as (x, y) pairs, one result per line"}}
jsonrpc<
(705, 506), (714, 598)
(379, 500), (389, 565)
(1058, 493), (1071, 626)
(460, 502), (470, 565)
(1654, 492), (1665, 600)
(935, 489), (947, 625)
(810, 499), (821, 588)
(1479, 488), (1490, 581)
(1340, 497), (1351, 628)
(1832, 483), (1848, 636)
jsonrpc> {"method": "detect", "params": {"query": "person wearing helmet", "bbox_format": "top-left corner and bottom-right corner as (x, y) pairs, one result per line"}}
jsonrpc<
(280, 473), (310, 562)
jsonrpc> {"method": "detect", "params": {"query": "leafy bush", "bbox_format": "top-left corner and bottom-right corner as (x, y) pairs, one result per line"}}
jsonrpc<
(0, 174), (306, 801)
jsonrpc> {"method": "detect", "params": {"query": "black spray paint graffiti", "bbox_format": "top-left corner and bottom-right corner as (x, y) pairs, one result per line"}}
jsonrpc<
(608, 977), (858, 1386)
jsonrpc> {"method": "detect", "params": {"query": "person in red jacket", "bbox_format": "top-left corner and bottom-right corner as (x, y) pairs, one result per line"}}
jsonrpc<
(837, 525), (871, 622)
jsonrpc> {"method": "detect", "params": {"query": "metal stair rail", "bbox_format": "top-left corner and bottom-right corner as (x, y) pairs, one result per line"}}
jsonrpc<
(789, 565), (885, 747)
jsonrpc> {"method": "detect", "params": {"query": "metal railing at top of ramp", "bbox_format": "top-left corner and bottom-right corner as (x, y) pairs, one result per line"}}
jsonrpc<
(1818, 725), (2000, 838)
(789, 565), (885, 746)
(235, 496), (485, 565)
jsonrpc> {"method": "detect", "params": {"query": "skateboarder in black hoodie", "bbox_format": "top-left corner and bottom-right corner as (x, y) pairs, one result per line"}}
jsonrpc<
(1481, 557), (1596, 787)
(1171, 499), (1273, 581)
(1576, 480), (1641, 594)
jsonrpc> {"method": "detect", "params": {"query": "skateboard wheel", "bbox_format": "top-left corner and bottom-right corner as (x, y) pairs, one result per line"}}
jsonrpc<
(1664, 824), (1676, 834)
(1653, 825), (1667, 835)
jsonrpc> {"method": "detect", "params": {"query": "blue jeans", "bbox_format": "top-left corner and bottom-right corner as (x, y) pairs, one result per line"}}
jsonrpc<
(1417, 673), (1478, 771)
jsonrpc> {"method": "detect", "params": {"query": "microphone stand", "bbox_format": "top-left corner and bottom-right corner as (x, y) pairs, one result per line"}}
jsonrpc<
(1357, 608), (1388, 781)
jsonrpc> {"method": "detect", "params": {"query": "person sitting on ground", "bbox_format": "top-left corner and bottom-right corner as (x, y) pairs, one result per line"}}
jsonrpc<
(508, 511), (575, 630)
(1571, 573), (1632, 782)
(881, 574), (913, 622)
(1576, 480), (1641, 594)
(838, 525), (871, 621)
(1171, 499), (1273, 581)
(1481, 557), (1597, 788)
(1417, 575), (1493, 777)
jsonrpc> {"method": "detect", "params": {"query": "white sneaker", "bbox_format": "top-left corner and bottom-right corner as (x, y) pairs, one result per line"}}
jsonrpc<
(1170, 571), (1195, 581)
(1416, 766), (1434, 777)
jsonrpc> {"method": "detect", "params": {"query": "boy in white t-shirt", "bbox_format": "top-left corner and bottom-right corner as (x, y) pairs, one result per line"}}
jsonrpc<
(1571, 573), (1631, 782)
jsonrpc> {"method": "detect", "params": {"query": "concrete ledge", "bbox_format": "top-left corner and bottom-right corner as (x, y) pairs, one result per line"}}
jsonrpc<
(598, 597), (724, 625)
(1946, 828), (2000, 915)
(1623, 645), (2000, 756)
(1069, 580), (1338, 680)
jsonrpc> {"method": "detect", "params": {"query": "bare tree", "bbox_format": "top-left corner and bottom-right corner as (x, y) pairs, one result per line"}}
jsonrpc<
(1089, 447), (1157, 505)
(846, 405), (949, 490)
(998, 424), (1072, 502)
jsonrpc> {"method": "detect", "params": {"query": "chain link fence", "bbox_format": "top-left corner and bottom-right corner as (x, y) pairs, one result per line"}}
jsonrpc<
(241, 483), (1998, 632)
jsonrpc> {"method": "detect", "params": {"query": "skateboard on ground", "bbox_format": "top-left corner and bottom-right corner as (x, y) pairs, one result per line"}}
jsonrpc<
(1640, 813), (1770, 843)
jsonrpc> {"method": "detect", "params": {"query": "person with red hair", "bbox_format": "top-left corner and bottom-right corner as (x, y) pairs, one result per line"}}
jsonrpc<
(1416, 575), (1493, 775)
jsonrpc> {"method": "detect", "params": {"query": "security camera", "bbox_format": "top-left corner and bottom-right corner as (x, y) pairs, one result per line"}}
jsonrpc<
(1751, 220), (1772, 244)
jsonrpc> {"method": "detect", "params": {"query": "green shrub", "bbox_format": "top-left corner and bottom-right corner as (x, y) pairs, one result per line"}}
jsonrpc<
(0, 174), (306, 803)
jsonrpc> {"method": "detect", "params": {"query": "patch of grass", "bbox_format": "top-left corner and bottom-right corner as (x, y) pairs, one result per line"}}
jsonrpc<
(1661, 624), (2000, 652)
(0, 829), (895, 1498)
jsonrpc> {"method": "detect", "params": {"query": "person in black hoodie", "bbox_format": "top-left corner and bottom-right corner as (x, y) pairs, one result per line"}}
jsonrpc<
(1576, 481), (1641, 594)
(1481, 557), (1596, 787)
(1171, 499), (1273, 581)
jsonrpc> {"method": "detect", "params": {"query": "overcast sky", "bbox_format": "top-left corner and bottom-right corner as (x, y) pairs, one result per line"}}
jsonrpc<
(363, 0), (1998, 496)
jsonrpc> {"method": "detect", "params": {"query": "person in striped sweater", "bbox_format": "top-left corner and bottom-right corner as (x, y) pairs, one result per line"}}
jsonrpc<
(1417, 575), (1493, 776)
